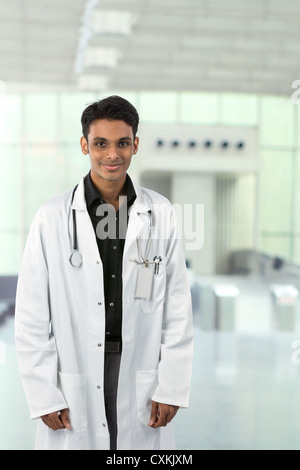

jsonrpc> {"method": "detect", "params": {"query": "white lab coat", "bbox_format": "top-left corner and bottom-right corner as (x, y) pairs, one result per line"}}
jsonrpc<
(15, 177), (193, 450)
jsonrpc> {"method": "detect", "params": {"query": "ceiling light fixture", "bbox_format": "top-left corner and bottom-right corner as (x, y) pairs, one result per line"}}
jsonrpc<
(84, 46), (120, 68)
(91, 10), (139, 35)
(77, 74), (109, 91)
(73, 0), (100, 75)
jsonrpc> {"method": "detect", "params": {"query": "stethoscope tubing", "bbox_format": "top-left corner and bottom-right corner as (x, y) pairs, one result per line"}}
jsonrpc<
(69, 185), (153, 269)
(69, 185), (82, 268)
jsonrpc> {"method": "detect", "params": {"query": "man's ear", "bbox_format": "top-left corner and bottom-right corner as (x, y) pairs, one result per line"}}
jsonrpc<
(80, 136), (89, 155)
(133, 136), (139, 155)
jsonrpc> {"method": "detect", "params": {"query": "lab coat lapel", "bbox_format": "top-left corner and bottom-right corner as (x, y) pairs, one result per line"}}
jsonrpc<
(124, 180), (151, 256)
(71, 177), (151, 257)
(69, 177), (103, 281)
(71, 177), (86, 211)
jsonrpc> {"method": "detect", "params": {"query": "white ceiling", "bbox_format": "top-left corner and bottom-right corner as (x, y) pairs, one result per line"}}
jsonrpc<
(0, 0), (299, 95)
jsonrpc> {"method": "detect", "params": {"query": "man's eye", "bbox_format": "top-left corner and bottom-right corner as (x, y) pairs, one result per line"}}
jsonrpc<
(119, 141), (130, 147)
(96, 142), (106, 147)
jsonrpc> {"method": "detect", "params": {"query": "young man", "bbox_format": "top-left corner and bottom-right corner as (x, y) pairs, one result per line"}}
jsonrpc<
(15, 95), (194, 450)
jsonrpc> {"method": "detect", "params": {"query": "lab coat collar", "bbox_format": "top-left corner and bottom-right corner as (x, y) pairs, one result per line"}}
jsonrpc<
(71, 176), (151, 215)
(71, 176), (152, 257)
(71, 177), (86, 211)
(130, 179), (152, 215)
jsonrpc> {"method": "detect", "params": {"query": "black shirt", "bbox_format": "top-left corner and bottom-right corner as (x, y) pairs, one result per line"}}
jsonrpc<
(84, 172), (136, 344)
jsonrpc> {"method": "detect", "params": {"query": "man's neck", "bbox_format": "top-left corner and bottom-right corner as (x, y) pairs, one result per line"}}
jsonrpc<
(90, 171), (127, 210)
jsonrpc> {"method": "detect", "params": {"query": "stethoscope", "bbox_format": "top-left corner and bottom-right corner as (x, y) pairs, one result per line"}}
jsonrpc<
(69, 185), (154, 269)
(69, 185), (83, 268)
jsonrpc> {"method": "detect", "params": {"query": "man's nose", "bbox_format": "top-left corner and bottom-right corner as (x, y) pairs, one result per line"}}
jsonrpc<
(106, 144), (119, 159)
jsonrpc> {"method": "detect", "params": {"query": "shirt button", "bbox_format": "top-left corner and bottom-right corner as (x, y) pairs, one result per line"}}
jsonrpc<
(106, 331), (110, 336)
(109, 302), (114, 307)
(112, 245), (117, 250)
(111, 274), (116, 279)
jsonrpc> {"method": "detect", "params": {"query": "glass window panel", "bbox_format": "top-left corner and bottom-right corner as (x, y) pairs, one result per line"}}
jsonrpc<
(259, 96), (295, 148)
(259, 235), (291, 260)
(23, 145), (62, 227)
(0, 232), (22, 275)
(294, 151), (300, 235)
(0, 148), (21, 229)
(220, 93), (258, 126)
(24, 93), (58, 143)
(59, 92), (96, 143)
(179, 92), (219, 124)
(139, 92), (178, 123)
(294, 238), (300, 265)
(59, 145), (90, 192)
(296, 103), (300, 147)
(259, 150), (293, 233)
(0, 94), (22, 144)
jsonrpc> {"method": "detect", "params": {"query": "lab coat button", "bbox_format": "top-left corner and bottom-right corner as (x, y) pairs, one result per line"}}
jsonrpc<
(97, 385), (101, 389)
(96, 261), (100, 264)
(98, 343), (102, 347)
(98, 302), (102, 305)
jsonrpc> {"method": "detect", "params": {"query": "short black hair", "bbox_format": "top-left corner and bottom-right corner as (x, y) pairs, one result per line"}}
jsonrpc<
(81, 95), (139, 140)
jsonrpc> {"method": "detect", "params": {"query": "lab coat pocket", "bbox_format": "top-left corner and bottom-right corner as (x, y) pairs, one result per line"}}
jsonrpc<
(140, 259), (166, 314)
(135, 369), (158, 426)
(58, 371), (87, 433)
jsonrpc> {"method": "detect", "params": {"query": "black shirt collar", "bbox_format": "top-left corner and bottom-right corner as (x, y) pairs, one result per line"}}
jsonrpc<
(84, 171), (136, 209)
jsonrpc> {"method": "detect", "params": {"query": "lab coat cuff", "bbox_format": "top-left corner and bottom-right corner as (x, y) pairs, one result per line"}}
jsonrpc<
(151, 394), (189, 409)
(30, 403), (68, 420)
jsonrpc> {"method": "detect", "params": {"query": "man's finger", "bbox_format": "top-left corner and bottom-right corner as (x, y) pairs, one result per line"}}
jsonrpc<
(149, 403), (179, 428)
(148, 401), (159, 427)
(42, 413), (62, 430)
(60, 409), (72, 430)
(41, 410), (70, 431)
(151, 405), (168, 428)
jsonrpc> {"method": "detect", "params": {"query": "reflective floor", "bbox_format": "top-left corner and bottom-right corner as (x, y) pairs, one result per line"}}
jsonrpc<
(1, 274), (300, 450)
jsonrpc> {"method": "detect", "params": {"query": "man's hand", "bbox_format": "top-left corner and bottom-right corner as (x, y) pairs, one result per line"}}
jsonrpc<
(41, 408), (71, 431)
(148, 401), (179, 428)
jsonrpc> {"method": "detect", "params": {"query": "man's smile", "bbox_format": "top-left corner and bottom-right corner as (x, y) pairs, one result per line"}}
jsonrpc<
(101, 162), (124, 171)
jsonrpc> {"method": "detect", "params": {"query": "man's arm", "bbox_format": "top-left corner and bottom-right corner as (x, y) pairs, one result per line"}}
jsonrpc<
(15, 207), (67, 420)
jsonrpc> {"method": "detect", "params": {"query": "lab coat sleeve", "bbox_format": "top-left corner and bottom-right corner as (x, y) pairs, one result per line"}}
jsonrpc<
(15, 207), (67, 419)
(152, 205), (194, 408)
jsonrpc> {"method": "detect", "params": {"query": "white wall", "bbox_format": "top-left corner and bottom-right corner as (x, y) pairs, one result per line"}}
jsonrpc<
(172, 173), (216, 275)
(137, 123), (259, 275)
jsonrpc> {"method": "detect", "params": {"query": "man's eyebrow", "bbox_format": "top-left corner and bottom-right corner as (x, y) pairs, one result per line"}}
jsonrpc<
(92, 137), (107, 142)
(92, 136), (133, 142)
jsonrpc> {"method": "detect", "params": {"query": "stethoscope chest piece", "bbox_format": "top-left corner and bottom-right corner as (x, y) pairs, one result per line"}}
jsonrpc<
(69, 250), (83, 268)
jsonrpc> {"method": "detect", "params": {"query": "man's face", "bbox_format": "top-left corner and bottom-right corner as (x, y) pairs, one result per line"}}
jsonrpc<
(80, 119), (139, 183)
